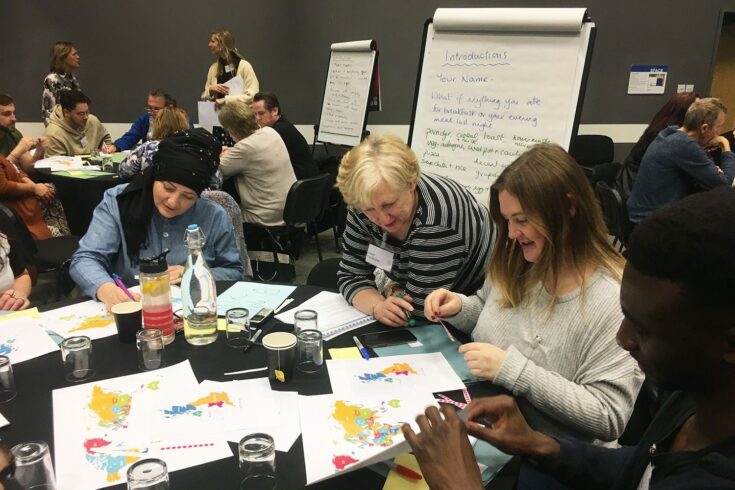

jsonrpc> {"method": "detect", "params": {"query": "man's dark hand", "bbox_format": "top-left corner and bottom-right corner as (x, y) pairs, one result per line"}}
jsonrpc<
(465, 395), (560, 461)
(402, 404), (483, 490)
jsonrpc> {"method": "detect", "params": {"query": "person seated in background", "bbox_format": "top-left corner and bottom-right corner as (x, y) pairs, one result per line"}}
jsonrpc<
(627, 97), (735, 224)
(44, 90), (112, 157)
(405, 186), (735, 490)
(0, 93), (50, 173)
(202, 29), (259, 107)
(41, 41), (81, 126)
(0, 220), (33, 311)
(70, 128), (243, 310)
(0, 153), (53, 240)
(252, 92), (318, 180)
(108, 89), (176, 152)
(118, 106), (221, 190)
(424, 144), (642, 445)
(216, 100), (295, 227)
(336, 135), (492, 325)
(615, 91), (698, 202)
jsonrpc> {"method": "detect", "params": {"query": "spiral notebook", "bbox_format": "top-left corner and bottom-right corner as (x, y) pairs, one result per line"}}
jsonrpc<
(274, 291), (375, 340)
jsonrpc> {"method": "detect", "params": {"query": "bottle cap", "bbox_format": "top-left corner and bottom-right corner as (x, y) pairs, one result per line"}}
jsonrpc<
(139, 250), (170, 274)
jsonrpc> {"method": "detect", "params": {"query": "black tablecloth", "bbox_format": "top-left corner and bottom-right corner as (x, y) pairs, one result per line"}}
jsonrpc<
(37, 168), (119, 236)
(2, 282), (516, 489)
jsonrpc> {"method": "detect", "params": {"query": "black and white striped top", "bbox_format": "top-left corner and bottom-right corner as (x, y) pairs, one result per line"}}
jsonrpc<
(338, 173), (493, 318)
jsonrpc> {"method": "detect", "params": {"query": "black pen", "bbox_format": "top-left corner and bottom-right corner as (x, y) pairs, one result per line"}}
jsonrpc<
(243, 328), (263, 353)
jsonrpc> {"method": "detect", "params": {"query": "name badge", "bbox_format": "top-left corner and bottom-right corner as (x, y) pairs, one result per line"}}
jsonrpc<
(225, 64), (234, 73)
(80, 136), (88, 147)
(366, 244), (394, 271)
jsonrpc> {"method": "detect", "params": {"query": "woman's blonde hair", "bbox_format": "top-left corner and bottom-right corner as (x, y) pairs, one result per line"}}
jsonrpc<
(49, 41), (75, 73)
(217, 100), (259, 141)
(211, 28), (242, 76)
(152, 107), (189, 140)
(337, 135), (420, 209)
(488, 143), (624, 308)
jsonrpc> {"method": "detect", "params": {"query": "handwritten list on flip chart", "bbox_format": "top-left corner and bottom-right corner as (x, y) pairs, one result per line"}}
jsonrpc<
(317, 40), (376, 147)
(409, 8), (592, 205)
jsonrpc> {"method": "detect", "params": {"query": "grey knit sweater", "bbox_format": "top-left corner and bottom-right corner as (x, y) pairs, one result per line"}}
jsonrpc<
(449, 270), (644, 443)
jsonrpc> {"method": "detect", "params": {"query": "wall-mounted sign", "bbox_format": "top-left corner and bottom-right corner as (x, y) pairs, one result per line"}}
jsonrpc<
(628, 64), (668, 94)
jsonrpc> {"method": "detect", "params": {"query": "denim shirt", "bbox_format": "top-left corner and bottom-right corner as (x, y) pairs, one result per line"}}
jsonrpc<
(70, 184), (243, 299)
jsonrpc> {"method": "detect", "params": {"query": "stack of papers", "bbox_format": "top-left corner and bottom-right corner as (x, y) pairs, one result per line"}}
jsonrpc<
(52, 361), (301, 490)
(35, 156), (99, 172)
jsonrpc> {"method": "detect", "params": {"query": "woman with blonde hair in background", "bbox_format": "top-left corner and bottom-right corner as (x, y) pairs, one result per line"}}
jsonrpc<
(41, 41), (81, 125)
(425, 143), (643, 444)
(202, 29), (259, 107)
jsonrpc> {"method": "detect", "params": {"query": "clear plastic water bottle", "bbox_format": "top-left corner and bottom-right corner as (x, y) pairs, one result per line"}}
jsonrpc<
(181, 224), (218, 346)
(140, 251), (175, 345)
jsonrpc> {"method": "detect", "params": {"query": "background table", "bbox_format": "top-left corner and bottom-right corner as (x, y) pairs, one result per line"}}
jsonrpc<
(2, 283), (516, 489)
(36, 153), (126, 236)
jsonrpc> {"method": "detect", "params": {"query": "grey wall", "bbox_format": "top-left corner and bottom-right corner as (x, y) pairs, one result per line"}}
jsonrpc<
(1, 0), (733, 126)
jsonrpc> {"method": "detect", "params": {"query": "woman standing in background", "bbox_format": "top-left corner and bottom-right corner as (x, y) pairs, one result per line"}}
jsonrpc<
(202, 29), (259, 107)
(41, 42), (81, 126)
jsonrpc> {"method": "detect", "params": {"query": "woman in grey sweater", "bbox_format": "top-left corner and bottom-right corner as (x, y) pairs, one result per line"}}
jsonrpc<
(425, 144), (643, 443)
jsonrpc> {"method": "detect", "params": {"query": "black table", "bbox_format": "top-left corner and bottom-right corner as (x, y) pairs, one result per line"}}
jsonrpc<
(2, 283), (516, 489)
(36, 168), (119, 236)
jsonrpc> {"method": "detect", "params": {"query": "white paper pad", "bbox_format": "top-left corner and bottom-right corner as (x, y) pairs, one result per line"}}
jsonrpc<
(197, 101), (219, 128)
(223, 75), (244, 96)
(34, 155), (88, 171)
(0, 318), (59, 364)
(299, 391), (438, 484)
(327, 352), (466, 396)
(275, 291), (373, 339)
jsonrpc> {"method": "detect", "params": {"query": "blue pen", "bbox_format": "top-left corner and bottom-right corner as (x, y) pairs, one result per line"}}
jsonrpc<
(111, 273), (135, 301)
(353, 336), (370, 360)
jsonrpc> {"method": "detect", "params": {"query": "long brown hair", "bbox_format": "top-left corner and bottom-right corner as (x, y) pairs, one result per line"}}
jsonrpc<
(211, 29), (242, 76)
(488, 143), (623, 308)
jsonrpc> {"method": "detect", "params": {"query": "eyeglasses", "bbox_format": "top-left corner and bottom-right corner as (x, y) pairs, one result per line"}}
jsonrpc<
(145, 106), (163, 114)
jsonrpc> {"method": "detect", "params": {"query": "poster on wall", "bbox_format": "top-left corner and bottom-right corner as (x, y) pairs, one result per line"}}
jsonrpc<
(628, 64), (668, 94)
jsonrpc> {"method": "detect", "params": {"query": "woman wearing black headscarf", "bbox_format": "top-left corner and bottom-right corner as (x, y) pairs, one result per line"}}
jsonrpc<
(70, 128), (243, 309)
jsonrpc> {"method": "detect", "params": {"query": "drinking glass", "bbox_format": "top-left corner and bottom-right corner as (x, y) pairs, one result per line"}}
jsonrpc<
(10, 441), (56, 489)
(127, 458), (169, 489)
(239, 433), (276, 490)
(297, 329), (323, 373)
(136, 328), (165, 371)
(60, 336), (95, 382)
(293, 309), (317, 334)
(0, 356), (16, 402)
(225, 308), (250, 348)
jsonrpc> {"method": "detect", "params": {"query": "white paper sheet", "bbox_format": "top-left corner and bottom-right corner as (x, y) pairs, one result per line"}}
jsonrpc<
(224, 390), (301, 452)
(38, 300), (117, 340)
(327, 352), (465, 396)
(223, 75), (244, 96)
(52, 361), (233, 490)
(274, 291), (373, 339)
(197, 101), (219, 128)
(299, 391), (438, 484)
(34, 155), (87, 171)
(0, 318), (59, 364)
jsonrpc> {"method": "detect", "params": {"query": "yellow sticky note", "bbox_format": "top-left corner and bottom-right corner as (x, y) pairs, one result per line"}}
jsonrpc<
(328, 347), (362, 360)
(0, 308), (40, 321)
(216, 318), (227, 331)
(68, 170), (85, 176)
(383, 454), (427, 490)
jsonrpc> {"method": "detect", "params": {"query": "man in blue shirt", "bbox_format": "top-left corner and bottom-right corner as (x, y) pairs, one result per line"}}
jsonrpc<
(403, 187), (735, 489)
(108, 89), (175, 152)
(627, 97), (735, 224)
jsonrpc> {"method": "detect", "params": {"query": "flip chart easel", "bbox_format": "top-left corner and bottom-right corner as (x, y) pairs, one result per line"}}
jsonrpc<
(408, 8), (596, 205)
(316, 40), (378, 147)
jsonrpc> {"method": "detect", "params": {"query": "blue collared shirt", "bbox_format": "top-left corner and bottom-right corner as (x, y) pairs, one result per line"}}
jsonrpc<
(70, 184), (243, 299)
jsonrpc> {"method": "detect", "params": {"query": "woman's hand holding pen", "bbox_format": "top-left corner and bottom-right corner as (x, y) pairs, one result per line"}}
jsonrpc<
(97, 282), (140, 311)
(424, 288), (462, 321)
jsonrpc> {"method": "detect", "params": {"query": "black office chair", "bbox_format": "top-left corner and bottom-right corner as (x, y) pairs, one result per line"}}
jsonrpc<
(306, 257), (341, 290)
(251, 173), (334, 282)
(570, 134), (615, 167)
(595, 181), (632, 252)
(0, 204), (80, 299)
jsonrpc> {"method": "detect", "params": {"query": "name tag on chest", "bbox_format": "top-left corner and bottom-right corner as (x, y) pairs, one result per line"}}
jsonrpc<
(366, 244), (394, 271)
(80, 136), (88, 147)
